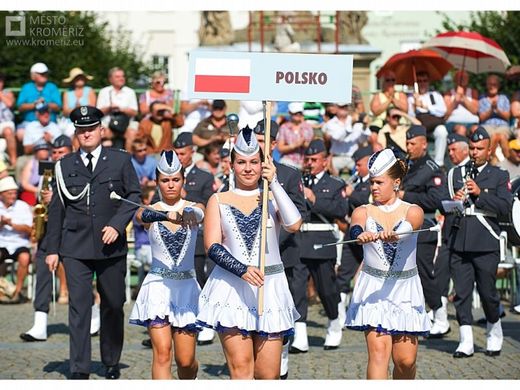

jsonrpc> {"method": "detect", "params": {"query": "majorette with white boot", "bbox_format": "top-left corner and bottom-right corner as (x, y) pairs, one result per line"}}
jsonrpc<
(345, 149), (431, 379)
(446, 126), (512, 358)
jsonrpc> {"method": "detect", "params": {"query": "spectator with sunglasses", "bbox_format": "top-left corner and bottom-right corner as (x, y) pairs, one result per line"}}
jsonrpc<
(369, 71), (408, 133)
(139, 71), (174, 116)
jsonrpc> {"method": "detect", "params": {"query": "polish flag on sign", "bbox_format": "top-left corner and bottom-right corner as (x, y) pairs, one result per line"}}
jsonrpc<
(194, 58), (251, 94)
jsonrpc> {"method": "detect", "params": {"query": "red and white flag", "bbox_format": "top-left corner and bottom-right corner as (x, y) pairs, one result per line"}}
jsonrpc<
(194, 58), (251, 94)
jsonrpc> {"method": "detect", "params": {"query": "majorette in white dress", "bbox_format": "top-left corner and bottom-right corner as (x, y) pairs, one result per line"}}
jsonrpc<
(196, 188), (300, 337)
(345, 199), (432, 336)
(129, 199), (201, 332)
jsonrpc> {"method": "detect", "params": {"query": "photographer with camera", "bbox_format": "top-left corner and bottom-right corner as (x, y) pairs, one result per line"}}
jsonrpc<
(96, 67), (138, 151)
(136, 101), (182, 155)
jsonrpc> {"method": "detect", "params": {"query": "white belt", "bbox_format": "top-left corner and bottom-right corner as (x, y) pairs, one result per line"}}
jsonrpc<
(464, 208), (497, 218)
(300, 223), (337, 232)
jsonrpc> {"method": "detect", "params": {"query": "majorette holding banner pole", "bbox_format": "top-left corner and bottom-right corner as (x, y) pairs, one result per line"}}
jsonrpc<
(258, 100), (272, 316)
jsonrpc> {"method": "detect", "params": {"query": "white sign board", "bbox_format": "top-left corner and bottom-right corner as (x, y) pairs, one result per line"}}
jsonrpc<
(186, 50), (353, 103)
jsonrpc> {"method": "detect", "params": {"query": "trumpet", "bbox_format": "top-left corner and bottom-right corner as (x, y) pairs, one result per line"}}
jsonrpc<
(33, 168), (53, 242)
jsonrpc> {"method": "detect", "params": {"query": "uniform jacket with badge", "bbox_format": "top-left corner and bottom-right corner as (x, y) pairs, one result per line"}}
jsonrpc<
(46, 148), (141, 259)
(184, 165), (215, 256)
(447, 163), (512, 252)
(276, 161), (307, 268)
(402, 154), (448, 243)
(301, 172), (348, 260)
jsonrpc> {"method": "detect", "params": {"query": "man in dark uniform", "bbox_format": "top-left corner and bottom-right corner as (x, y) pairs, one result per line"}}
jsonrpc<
(432, 133), (471, 329)
(293, 139), (348, 352)
(20, 135), (73, 342)
(46, 106), (141, 380)
(398, 125), (450, 338)
(254, 119), (307, 378)
(336, 145), (372, 325)
(173, 132), (216, 345)
(447, 126), (512, 358)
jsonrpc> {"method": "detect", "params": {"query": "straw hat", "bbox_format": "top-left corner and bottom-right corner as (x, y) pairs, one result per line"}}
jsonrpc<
(63, 67), (93, 83)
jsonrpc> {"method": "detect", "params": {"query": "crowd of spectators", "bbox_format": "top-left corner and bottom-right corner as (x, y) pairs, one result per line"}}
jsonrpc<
(1, 60), (520, 304)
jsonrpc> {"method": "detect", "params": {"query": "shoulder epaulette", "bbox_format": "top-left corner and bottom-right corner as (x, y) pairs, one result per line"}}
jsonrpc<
(426, 160), (439, 172)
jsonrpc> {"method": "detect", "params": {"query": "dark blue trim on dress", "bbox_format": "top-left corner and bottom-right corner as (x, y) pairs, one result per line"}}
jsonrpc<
(347, 324), (429, 337)
(196, 320), (294, 339)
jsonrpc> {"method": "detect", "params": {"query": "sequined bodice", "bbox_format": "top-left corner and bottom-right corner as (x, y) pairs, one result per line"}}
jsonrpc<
(148, 201), (198, 271)
(362, 203), (417, 272)
(218, 196), (282, 268)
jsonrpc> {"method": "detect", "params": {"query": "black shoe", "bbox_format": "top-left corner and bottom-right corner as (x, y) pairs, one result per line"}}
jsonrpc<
(105, 365), (120, 380)
(477, 312), (506, 324)
(484, 350), (501, 357)
(197, 339), (214, 346)
(19, 332), (46, 342)
(289, 346), (308, 354)
(141, 338), (152, 348)
(453, 351), (473, 358)
(323, 345), (339, 351)
(280, 372), (288, 380)
(69, 372), (89, 380)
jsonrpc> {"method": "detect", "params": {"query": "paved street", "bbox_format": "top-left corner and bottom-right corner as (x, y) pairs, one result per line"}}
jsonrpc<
(1, 297), (520, 380)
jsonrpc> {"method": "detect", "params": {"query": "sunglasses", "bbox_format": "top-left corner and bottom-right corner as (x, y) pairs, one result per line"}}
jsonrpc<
(385, 78), (396, 82)
(390, 115), (401, 120)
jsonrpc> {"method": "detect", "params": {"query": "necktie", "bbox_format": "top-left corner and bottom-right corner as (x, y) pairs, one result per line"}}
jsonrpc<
(310, 174), (316, 188)
(86, 153), (93, 173)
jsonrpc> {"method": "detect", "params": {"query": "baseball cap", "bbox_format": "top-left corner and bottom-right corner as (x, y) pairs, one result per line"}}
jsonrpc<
(30, 62), (49, 74)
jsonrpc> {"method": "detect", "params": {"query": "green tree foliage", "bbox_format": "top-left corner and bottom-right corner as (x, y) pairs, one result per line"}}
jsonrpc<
(438, 11), (520, 94)
(0, 11), (152, 89)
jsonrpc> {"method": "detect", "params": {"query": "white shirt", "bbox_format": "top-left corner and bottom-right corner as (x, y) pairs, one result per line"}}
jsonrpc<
(0, 199), (32, 254)
(23, 120), (62, 146)
(80, 144), (102, 172)
(96, 85), (138, 116)
(408, 90), (447, 118)
(323, 116), (371, 156)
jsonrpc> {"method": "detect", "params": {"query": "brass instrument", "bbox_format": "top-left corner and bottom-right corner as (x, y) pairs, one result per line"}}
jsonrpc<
(33, 168), (53, 242)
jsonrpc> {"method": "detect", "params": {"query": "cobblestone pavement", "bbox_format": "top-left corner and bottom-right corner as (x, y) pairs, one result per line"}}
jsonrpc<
(1, 299), (519, 380)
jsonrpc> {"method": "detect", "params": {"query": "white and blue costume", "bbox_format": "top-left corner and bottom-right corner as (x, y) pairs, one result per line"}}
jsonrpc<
(129, 150), (203, 332)
(196, 127), (301, 338)
(345, 149), (431, 336)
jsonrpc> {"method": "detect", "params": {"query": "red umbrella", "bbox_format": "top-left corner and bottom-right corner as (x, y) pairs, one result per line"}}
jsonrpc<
(422, 31), (510, 74)
(376, 49), (453, 92)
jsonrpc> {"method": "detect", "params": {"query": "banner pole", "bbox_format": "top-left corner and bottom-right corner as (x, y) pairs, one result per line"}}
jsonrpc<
(258, 100), (272, 316)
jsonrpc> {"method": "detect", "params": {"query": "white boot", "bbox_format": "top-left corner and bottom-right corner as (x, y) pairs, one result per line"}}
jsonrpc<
(280, 339), (289, 379)
(20, 311), (47, 341)
(90, 303), (100, 336)
(485, 319), (503, 356)
(289, 322), (308, 353)
(197, 327), (215, 346)
(337, 293), (348, 329)
(323, 318), (342, 350)
(428, 303), (450, 338)
(453, 325), (474, 358)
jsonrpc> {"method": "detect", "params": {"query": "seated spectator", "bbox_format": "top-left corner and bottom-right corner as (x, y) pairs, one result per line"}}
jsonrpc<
(196, 141), (222, 176)
(323, 102), (372, 175)
(0, 73), (17, 167)
(139, 71), (174, 116)
(130, 138), (157, 188)
(377, 107), (421, 156)
(23, 103), (62, 155)
(61, 67), (97, 144)
(238, 100), (266, 129)
(499, 139), (520, 178)
(351, 84), (367, 116)
(510, 89), (520, 139)
(0, 176), (32, 304)
(136, 101), (179, 154)
(215, 146), (231, 192)
(478, 74), (511, 162)
(277, 102), (314, 169)
(96, 67), (138, 151)
(443, 70), (479, 136)
(369, 70), (408, 132)
(16, 62), (62, 144)
(303, 101), (325, 132)
(408, 70), (448, 167)
(193, 99), (229, 154)
(179, 97), (211, 133)
(19, 140), (50, 206)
